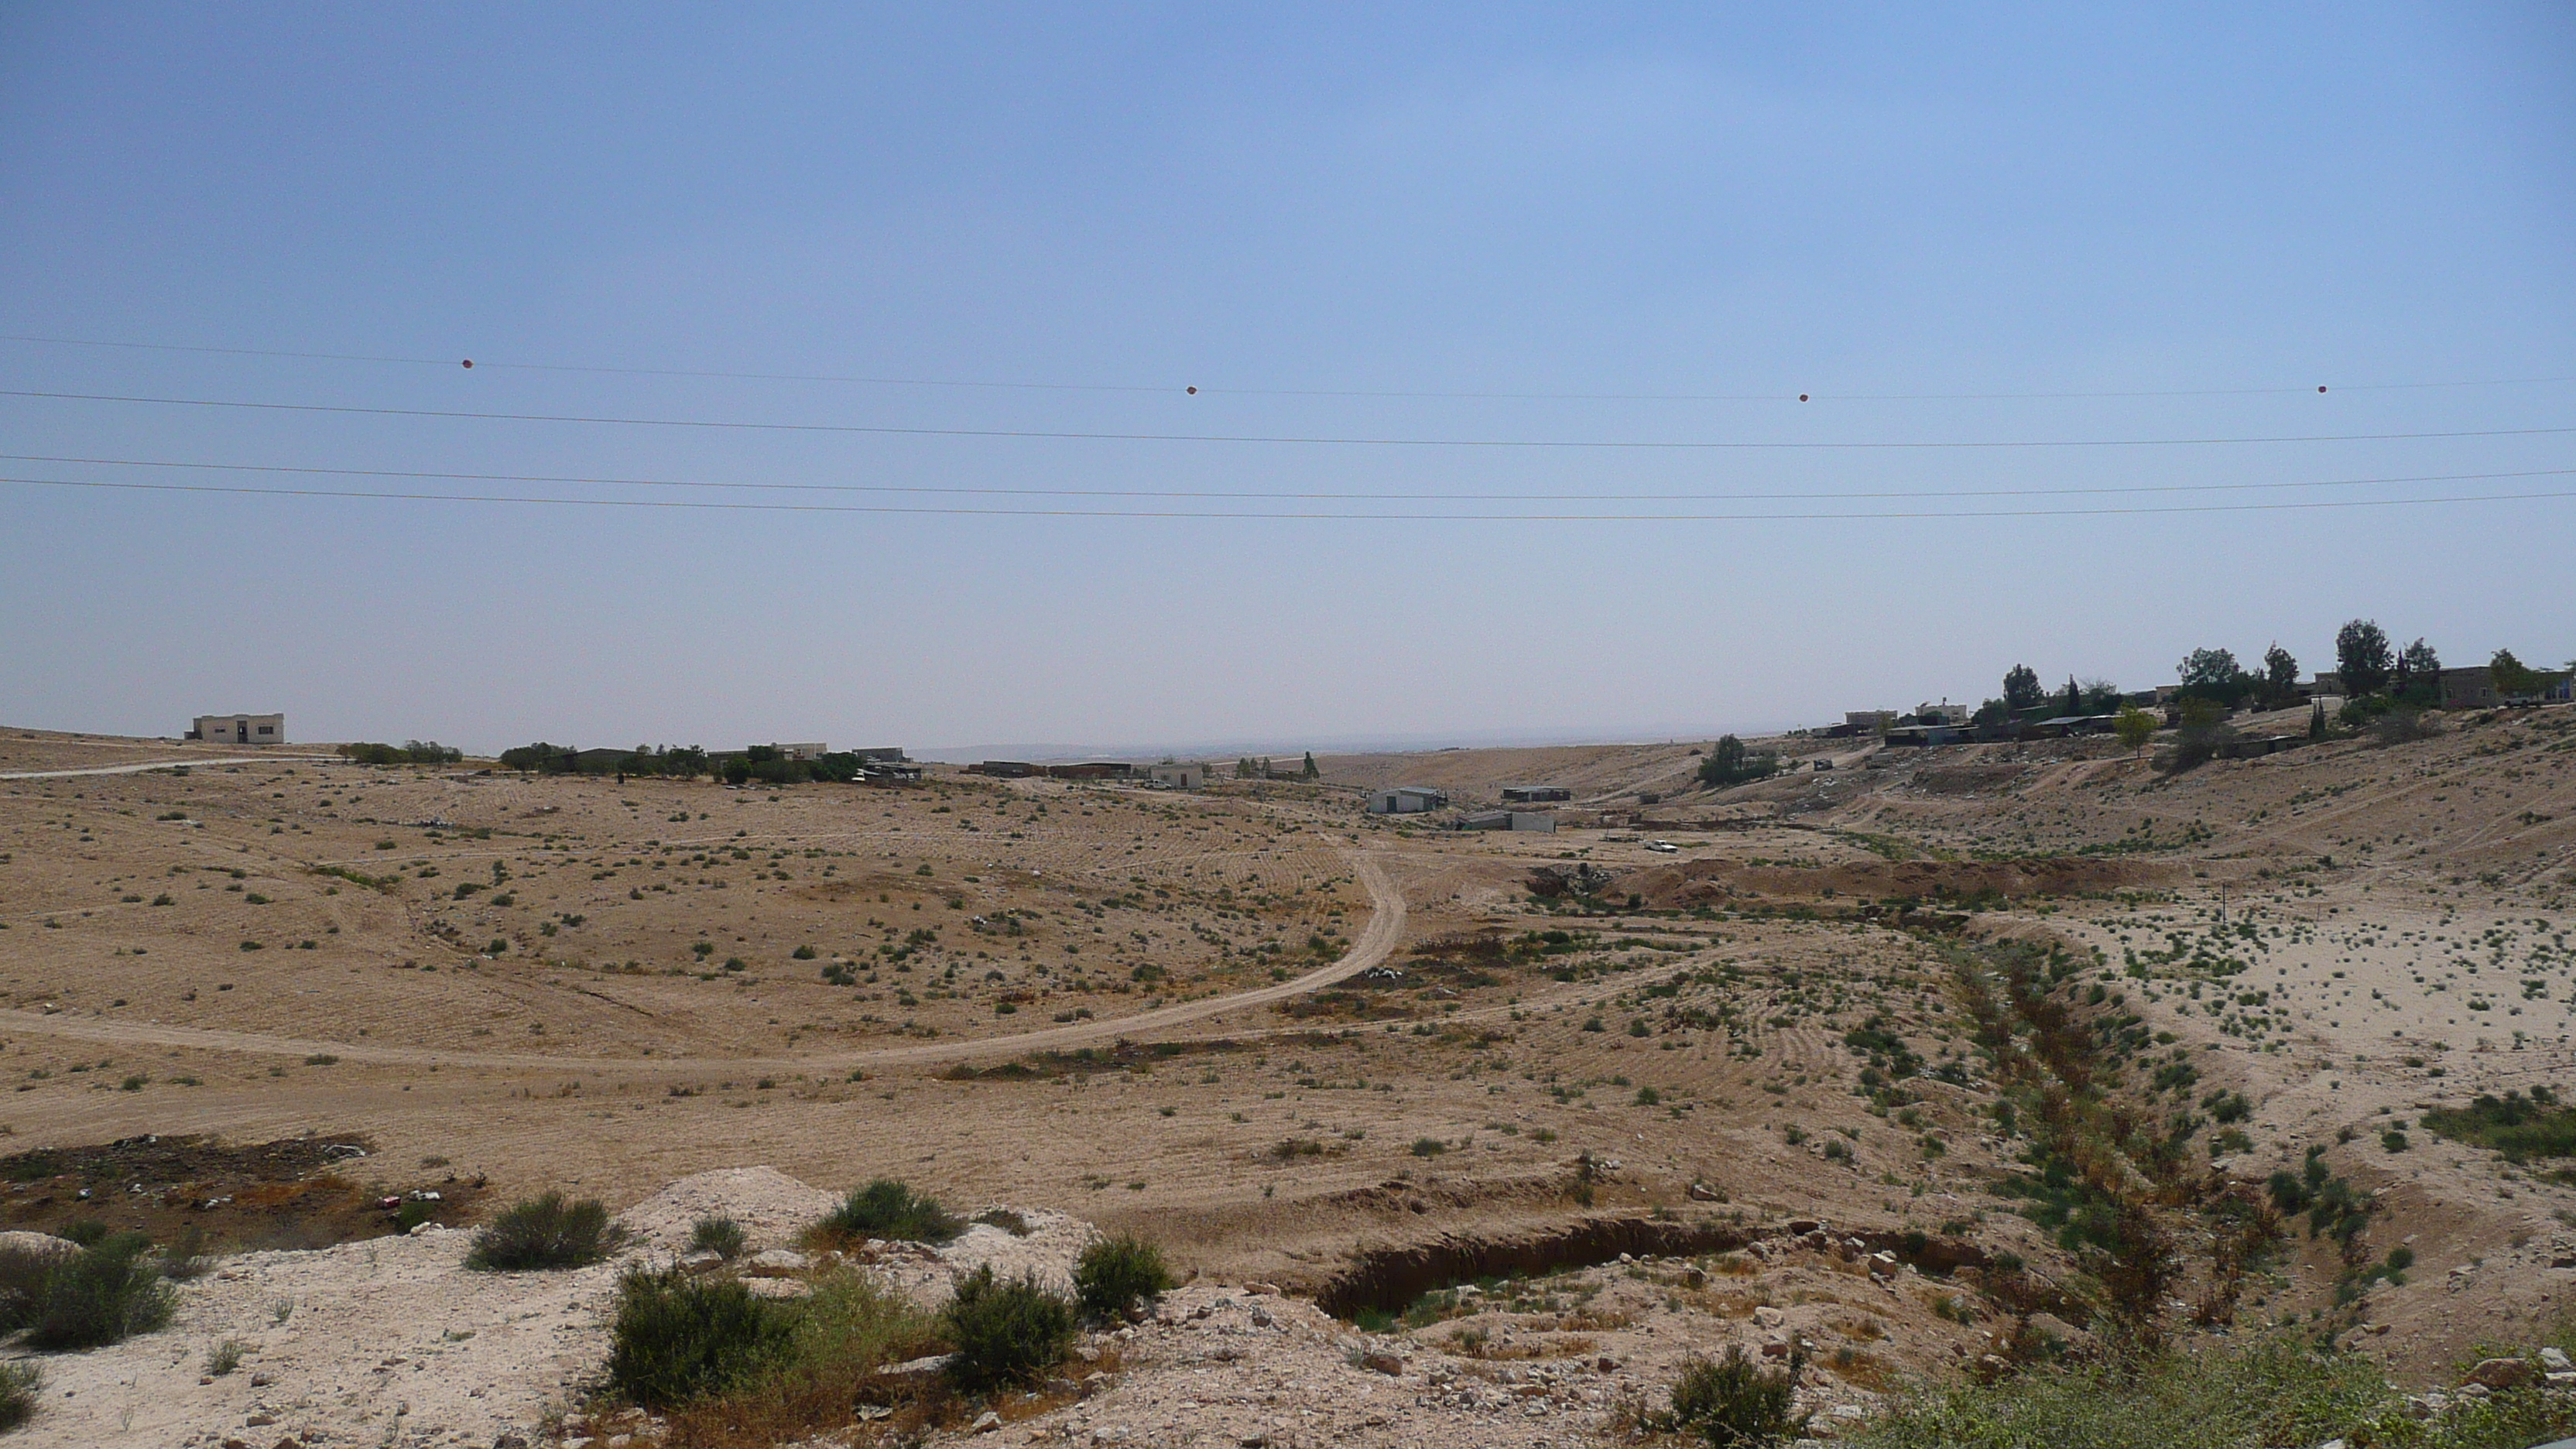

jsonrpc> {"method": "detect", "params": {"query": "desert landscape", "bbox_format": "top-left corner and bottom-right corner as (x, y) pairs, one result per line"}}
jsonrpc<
(0, 697), (2568, 1448)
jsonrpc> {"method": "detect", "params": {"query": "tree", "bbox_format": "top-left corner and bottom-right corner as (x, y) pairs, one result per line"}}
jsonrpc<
(2491, 649), (2540, 698)
(2058, 675), (2082, 718)
(1301, 751), (1319, 779)
(2002, 664), (2044, 712)
(2114, 707), (2158, 754)
(2262, 643), (2299, 706)
(1698, 735), (1778, 788)
(2177, 647), (2252, 707)
(2080, 679), (2124, 714)
(2395, 638), (2441, 702)
(499, 742), (575, 773)
(2179, 647), (2242, 690)
(2334, 619), (2392, 698)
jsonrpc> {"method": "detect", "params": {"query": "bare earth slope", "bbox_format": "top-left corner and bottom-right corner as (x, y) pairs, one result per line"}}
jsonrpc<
(0, 709), (2570, 1444)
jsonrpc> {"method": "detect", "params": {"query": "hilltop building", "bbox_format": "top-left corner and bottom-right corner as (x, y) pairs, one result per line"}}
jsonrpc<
(187, 713), (284, 745)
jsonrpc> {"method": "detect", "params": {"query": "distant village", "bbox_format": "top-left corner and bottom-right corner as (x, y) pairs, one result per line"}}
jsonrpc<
(176, 624), (2570, 844)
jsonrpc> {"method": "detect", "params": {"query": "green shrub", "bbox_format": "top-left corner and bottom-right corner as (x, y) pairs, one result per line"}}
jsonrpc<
(160, 1224), (213, 1281)
(25, 1232), (177, 1348)
(1074, 1235), (1175, 1322)
(2423, 1088), (2576, 1163)
(943, 1265), (1075, 1392)
(815, 1180), (961, 1245)
(0, 1362), (36, 1432)
(465, 1193), (626, 1271)
(606, 1268), (794, 1408)
(1854, 1337), (2427, 1449)
(688, 1215), (748, 1260)
(1667, 1345), (1808, 1447)
(0, 1241), (68, 1334)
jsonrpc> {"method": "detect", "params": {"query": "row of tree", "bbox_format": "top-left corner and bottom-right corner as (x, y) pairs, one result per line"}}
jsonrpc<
(337, 740), (463, 766)
(494, 742), (886, 786)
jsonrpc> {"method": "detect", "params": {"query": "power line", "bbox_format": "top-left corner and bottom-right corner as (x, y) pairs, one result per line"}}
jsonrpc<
(5, 331), (2570, 402)
(5, 389), (2571, 451)
(6, 451), (2571, 504)
(8, 474), (2571, 522)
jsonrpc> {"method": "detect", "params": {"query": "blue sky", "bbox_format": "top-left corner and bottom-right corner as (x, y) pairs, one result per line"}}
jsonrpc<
(2, 5), (2570, 755)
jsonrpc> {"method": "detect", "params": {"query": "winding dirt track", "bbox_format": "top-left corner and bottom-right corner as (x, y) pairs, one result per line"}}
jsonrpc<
(0, 852), (1407, 1075)
(0, 755), (338, 779)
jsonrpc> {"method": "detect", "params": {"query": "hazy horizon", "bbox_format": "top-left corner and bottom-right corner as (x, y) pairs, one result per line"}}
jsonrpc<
(5, 6), (2570, 752)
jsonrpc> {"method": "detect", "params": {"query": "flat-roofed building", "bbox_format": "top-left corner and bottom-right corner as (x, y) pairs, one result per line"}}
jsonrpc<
(1367, 786), (1448, 814)
(1501, 785), (1571, 803)
(188, 713), (285, 745)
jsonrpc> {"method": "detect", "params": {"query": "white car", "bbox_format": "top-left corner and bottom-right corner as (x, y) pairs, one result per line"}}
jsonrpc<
(1646, 840), (1680, 854)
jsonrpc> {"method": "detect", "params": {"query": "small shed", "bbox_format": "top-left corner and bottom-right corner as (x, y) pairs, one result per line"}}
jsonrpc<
(1367, 786), (1448, 814)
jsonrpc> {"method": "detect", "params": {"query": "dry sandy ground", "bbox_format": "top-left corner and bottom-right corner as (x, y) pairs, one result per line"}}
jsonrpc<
(0, 710), (2571, 1445)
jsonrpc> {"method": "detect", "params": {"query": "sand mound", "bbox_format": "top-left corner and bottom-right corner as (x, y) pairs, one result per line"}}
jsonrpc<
(868, 1206), (1099, 1305)
(0, 1231), (79, 1261)
(614, 1165), (842, 1255)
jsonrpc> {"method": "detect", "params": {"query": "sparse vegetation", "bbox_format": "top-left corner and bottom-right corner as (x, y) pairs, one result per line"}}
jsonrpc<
(464, 1193), (625, 1271)
(687, 1214), (748, 1259)
(1855, 1333), (2576, 1449)
(606, 1268), (796, 1408)
(942, 1263), (1076, 1392)
(814, 1179), (962, 1245)
(1661, 1345), (1807, 1447)
(0, 1362), (36, 1432)
(2423, 1088), (2576, 1163)
(19, 1231), (177, 1348)
(1074, 1233), (1174, 1322)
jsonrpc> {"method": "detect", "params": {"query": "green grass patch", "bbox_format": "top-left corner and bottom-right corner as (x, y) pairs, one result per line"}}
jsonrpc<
(2422, 1088), (2576, 1163)
(1855, 1334), (2576, 1449)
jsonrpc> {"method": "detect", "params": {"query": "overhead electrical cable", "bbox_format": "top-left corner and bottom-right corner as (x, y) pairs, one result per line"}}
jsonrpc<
(5, 453), (2570, 505)
(3, 389), (2569, 450)
(8, 474), (2571, 522)
(3, 332), (2569, 401)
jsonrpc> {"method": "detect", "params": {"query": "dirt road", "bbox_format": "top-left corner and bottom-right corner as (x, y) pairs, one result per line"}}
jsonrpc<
(0, 755), (337, 779)
(0, 851), (1407, 1074)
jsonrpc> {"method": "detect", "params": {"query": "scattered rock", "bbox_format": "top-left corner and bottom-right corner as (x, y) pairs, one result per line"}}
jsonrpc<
(971, 1410), (1002, 1433)
(2463, 1358), (2533, 1391)
(878, 1353), (955, 1382)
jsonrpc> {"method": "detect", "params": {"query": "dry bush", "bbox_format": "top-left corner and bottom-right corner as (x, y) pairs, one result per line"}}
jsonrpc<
(654, 1267), (938, 1448)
